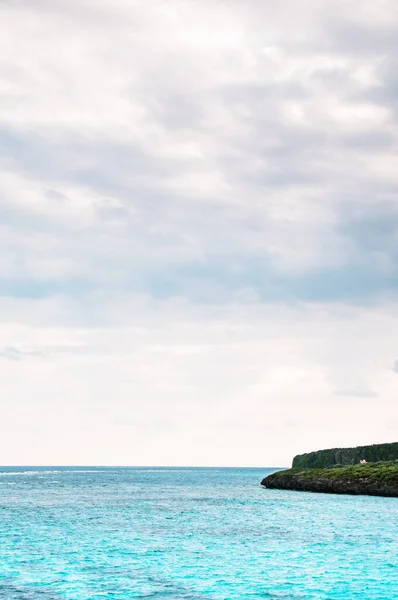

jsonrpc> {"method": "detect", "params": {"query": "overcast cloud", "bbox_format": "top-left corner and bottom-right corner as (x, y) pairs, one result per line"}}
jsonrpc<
(0, 0), (397, 466)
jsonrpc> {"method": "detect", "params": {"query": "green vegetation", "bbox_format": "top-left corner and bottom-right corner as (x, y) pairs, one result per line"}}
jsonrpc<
(261, 461), (398, 497)
(292, 442), (398, 469)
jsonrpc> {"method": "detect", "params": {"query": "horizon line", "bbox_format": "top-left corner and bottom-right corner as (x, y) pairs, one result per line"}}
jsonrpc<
(0, 464), (286, 469)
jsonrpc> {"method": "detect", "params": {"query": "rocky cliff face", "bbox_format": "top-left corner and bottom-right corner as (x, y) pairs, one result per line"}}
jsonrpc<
(261, 462), (398, 498)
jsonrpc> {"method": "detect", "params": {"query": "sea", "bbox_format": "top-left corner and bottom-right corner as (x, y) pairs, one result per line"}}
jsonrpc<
(0, 466), (397, 600)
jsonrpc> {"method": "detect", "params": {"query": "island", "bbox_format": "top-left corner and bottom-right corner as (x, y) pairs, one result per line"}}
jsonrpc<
(261, 443), (398, 497)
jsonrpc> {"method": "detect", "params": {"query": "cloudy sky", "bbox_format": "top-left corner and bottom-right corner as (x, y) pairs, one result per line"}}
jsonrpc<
(1, 0), (397, 467)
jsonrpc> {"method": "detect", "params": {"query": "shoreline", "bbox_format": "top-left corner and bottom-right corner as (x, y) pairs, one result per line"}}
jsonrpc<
(261, 461), (398, 498)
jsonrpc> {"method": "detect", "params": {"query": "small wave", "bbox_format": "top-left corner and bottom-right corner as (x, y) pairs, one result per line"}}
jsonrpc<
(137, 469), (198, 473)
(0, 468), (202, 476)
(0, 471), (48, 476)
(0, 469), (117, 476)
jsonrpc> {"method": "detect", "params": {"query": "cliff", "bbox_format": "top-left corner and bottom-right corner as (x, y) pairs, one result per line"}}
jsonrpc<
(292, 442), (398, 469)
(261, 461), (398, 498)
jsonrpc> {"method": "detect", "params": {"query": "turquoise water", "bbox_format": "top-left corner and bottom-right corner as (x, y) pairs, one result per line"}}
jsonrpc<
(0, 467), (397, 599)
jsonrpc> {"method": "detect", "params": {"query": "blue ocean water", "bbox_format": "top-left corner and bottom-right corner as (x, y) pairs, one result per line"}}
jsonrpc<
(0, 467), (397, 599)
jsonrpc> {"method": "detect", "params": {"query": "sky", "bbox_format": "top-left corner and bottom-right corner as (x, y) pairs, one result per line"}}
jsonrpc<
(0, 0), (397, 467)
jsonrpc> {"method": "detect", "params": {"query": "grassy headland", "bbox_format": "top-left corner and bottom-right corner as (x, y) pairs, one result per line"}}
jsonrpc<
(261, 461), (398, 497)
(292, 442), (398, 469)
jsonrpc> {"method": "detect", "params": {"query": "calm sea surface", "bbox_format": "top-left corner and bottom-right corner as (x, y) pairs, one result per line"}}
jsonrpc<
(0, 467), (397, 599)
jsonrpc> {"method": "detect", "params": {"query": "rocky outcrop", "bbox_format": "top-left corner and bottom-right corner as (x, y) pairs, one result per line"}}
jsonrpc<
(261, 462), (398, 498)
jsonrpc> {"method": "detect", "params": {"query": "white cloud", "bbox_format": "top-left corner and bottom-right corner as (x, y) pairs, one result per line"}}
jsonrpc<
(0, 0), (397, 465)
(0, 296), (397, 466)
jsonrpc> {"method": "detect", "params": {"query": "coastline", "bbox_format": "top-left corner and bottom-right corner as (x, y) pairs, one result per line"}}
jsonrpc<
(261, 461), (398, 497)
